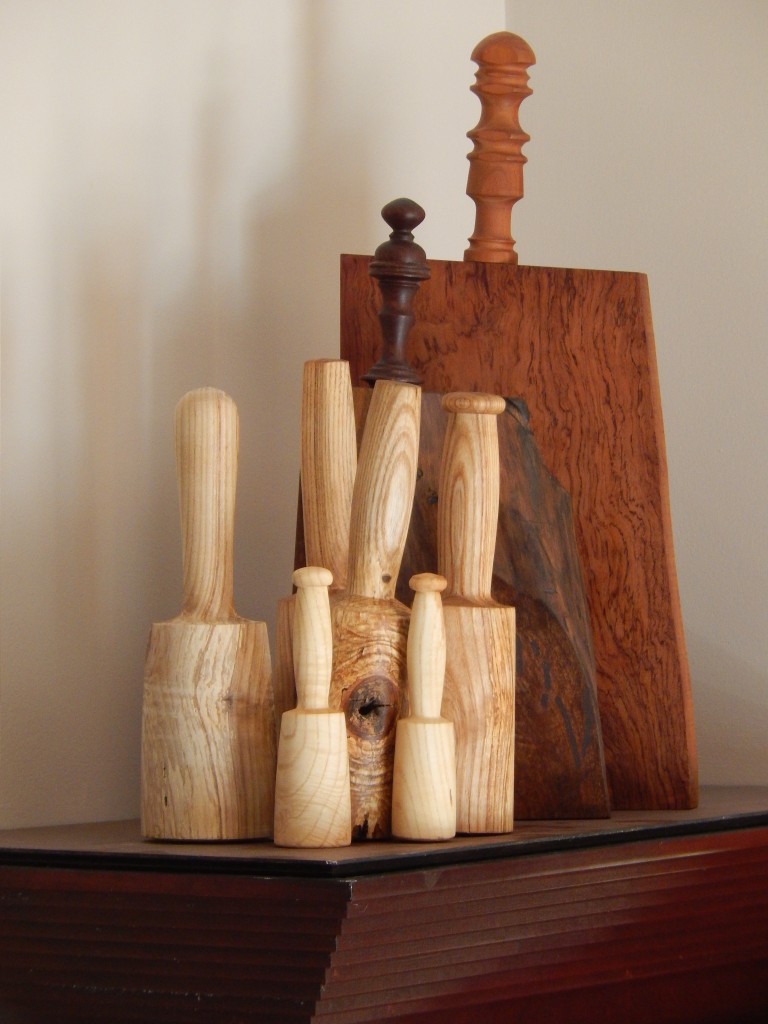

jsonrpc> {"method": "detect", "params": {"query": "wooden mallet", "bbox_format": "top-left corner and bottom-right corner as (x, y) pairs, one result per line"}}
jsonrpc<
(330, 377), (421, 840)
(439, 391), (516, 834)
(392, 572), (456, 842)
(141, 387), (276, 840)
(274, 566), (351, 849)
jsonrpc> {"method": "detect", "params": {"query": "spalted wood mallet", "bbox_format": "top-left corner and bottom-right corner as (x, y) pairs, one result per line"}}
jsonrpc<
(141, 387), (276, 840)
(274, 566), (352, 849)
(392, 573), (456, 842)
(330, 377), (421, 840)
(439, 391), (516, 834)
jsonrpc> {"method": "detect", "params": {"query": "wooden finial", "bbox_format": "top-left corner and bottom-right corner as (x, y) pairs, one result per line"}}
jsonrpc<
(361, 198), (430, 386)
(464, 31), (535, 264)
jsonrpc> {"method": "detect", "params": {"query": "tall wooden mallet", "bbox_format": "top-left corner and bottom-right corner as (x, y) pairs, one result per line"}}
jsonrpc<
(274, 566), (352, 849)
(141, 387), (276, 840)
(330, 378), (421, 839)
(439, 392), (516, 834)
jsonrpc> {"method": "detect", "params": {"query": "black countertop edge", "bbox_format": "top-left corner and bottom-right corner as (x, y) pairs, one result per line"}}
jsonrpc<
(1, 805), (767, 880)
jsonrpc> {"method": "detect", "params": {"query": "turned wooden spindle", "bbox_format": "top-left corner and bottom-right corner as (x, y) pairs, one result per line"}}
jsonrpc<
(331, 378), (421, 839)
(464, 31), (535, 264)
(274, 567), (352, 849)
(392, 573), (456, 842)
(274, 360), (357, 725)
(439, 391), (516, 834)
(361, 198), (430, 386)
(141, 388), (276, 840)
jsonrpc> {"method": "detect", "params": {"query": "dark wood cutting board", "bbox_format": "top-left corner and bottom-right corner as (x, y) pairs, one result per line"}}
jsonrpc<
(340, 255), (698, 811)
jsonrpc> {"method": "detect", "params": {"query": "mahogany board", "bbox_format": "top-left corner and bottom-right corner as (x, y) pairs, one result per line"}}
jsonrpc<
(340, 255), (697, 811)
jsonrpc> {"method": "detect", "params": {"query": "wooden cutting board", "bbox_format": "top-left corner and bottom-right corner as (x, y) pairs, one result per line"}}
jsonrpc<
(340, 256), (697, 811)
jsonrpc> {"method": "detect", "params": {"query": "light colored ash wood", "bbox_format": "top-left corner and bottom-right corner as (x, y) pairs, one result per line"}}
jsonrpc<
(464, 32), (535, 265)
(300, 361), (357, 589)
(141, 387), (276, 841)
(274, 360), (357, 728)
(439, 392), (507, 603)
(175, 386), (238, 621)
(439, 391), (516, 834)
(331, 379), (421, 839)
(274, 567), (351, 849)
(347, 380), (421, 601)
(392, 573), (455, 841)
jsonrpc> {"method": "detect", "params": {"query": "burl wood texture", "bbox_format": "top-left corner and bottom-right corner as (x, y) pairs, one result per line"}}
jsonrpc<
(341, 256), (697, 811)
(330, 380), (421, 839)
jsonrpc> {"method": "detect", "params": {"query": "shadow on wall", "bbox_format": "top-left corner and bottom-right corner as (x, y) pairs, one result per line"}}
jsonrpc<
(1, 5), (377, 828)
(689, 635), (768, 785)
(151, 3), (374, 638)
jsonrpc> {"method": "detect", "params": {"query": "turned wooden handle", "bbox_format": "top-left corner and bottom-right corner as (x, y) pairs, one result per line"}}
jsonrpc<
(275, 564), (351, 848)
(348, 379), (421, 600)
(438, 392), (506, 602)
(300, 360), (357, 589)
(408, 573), (448, 719)
(464, 31), (535, 264)
(175, 387), (238, 622)
(292, 566), (334, 711)
(361, 198), (430, 386)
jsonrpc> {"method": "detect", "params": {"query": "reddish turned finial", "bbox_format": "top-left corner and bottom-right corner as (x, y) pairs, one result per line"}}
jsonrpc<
(361, 198), (430, 387)
(464, 31), (536, 264)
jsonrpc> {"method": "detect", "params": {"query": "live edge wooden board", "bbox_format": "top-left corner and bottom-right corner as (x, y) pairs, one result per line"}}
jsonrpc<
(340, 256), (697, 812)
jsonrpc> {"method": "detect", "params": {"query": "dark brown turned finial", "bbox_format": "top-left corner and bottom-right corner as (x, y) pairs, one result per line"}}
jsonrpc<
(464, 32), (535, 264)
(361, 198), (430, 386)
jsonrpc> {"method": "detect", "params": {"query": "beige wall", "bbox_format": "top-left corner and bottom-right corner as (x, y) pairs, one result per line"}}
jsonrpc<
(507, 0), (768, 785)
(1, 0), (765, 829)
(0, 0), (504, 827)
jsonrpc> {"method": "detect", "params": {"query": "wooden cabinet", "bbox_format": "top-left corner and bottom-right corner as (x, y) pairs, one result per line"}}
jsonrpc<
(1, 787), (767, 1022)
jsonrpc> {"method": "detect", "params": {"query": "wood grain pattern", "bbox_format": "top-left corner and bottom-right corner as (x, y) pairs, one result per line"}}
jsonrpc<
(299, 362), (357, 588)
(439, 393), (516, 834)
(274, 360), (357, 728)
(141, 620), (274, 841)
(274, 567), (351, 849)
(141, 388), (276, 840)
(359, 389), (609, 820)
(330, 380), (421, 839)
(391, 573), (456, 842)
(340, 256), (697, 811)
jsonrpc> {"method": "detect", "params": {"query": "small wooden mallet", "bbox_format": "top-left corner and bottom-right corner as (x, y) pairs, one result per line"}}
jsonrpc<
(274, 566), (352, 849)
(392, 572), (456, 842)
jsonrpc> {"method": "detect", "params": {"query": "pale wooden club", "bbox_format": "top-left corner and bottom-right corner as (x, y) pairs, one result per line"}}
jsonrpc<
(141, 387), (276, 840)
